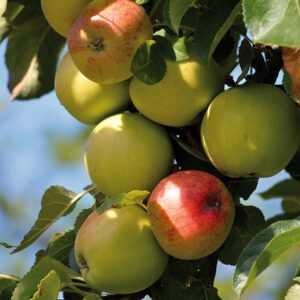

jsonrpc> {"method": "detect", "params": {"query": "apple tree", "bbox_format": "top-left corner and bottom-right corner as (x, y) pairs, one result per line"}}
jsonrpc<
(1, 0), (300, 299)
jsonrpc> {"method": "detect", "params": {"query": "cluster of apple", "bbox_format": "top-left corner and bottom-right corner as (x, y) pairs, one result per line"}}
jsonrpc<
(42, 0), (300, 296)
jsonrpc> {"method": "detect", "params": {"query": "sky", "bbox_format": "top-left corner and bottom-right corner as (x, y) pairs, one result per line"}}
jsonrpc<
(0, 39), (297, 299)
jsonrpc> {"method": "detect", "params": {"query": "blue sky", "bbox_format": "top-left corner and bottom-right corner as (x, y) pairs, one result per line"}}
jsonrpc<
(0, 40), (295, 299)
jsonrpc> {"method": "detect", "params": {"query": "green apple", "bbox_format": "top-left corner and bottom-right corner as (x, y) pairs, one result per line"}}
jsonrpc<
(41, 0), (92, 37)
(84, 112), (174, 195)
(55, 52), (130, 125)
(129, 58), (224, 127)
(68, 0), (152, 84)
(201, 83), (299, 177)
(75, 205), (168, 294)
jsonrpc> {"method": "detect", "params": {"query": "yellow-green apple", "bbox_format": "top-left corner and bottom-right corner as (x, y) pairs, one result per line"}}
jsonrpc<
(67, 0), (153, 84)
(201, 83), (299, 177)
(84, 112), (174, 195)
(147, 170), (234, 260)
(75, 205), (168, 294)
(41, 0), (92, 37)
(55, 52), (130, 125)
(129, 58), (223, 127)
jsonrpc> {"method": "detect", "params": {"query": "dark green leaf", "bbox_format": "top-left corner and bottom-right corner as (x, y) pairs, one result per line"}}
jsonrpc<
(12, 256), (78, 300)
(260, 180), (300, 200)
(163, 0), (196, 33)
(227, 177), (259, 200)
(47, 230), (76, 266)
(12, 186), (90, 254)
(219, 226), (253, 265)
(5, 10), (65, 100)
(286, 152), (300, 182)
(83, 294), (103, 300)
(131, 39), (167, 85)
(236, 39), (253, 83)
(0, 275), (19, 293)
(31, 270), (60, 300)
(97, 190), (149, 214)
(243, 0), (300, 47)
(233, 219), (300, 297)
(195, 0), (241, 63)
(0, 241), (14, 249)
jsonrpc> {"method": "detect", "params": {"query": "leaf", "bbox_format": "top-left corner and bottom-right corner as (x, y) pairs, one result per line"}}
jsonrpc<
(285, 283), (300, 300)
(30, 270), (60, 300)
(227, 177), (259, 201)
(163, 0), (196, 33)
(260, 179), (300, 200)
(233, 219), (300, 297)
(152, 259), (221, 300)
(219, 226), (253, 265)
(12, 256), (78, 300)
(286, 152), (300, 182)
(282, 47), (300, 104)
(195, 0), (241, 63)
(236, 39), (253, 83)
(12, 186), (90, 254)
(47, 230), (76, 265)
(5, 12), (65, 100)
(0, 241), (14, 248)
(131, 39), (166, 84)
(97, 190), (150, 214)
(0, 275), (19, 293)
(243, 0), (300, 47)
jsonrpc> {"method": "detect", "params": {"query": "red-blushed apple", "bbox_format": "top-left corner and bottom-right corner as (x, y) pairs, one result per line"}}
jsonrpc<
(67, 0), (153, 84)
(147, 170), (235, 260)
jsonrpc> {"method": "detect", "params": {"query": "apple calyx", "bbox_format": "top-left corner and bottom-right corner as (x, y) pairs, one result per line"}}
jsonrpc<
(77, 253), (89, 270)
(206, 193), (221, 210)
(88, 37), (105, 52)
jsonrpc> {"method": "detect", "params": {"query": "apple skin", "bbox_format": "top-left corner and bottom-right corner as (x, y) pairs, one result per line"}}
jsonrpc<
(201, 83), (299, 178)
(75, 205), (168, 294)
(67, 0), (153, 84)
(84, 112), (174, 196)
(147, 170), (234, 260)
(55, 52), (130, 125)
(129, 58), (224, 127)
(41, 0), (92, 37)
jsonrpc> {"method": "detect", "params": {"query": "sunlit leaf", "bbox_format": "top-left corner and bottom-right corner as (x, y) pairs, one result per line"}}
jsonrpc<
(233, 219), (300, 296)
(31, 270), (60, 300)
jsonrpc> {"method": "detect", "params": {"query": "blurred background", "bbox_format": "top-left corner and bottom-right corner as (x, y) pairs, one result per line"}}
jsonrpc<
(0, 40), (299, 299)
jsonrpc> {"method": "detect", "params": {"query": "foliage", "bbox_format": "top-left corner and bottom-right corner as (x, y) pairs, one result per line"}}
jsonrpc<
(1, 0), (300, 299)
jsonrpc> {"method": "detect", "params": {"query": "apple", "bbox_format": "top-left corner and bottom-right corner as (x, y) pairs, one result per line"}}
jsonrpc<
(75, 205), (168, 294)
(84, 112), (174, 196)
(41, 0), (92, 37)
(129, 58), (223, 127)
(201, 83), (299, 177)
(147, 170), (234, 260)
(67, 0), (153, 84)
(55, 52), (130, 125)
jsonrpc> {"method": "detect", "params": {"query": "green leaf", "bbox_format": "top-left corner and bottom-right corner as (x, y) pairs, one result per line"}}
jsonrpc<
(260, 180), (300, 200)
(5, 11), (65, 99)
(219, 226), (253, 265)
(97, 190), (150, 214)
(227, 177), (259, 201)
(12, 186), (90, 254)
(243, 0), (300, 47)
(286, 152), (300, 182)
(236, 39), (253, 83)
(30, 270), (60, 300)
(47, 229), (76, 265)
(12, 256), (78, 300)
(233, 219), (300, 297)
(163, 0), (196, 33)
(0, 275), (19, 293)
(195, 0), (241, 63)
(285, 283), (300, 300)
(0, 241), (14, 249)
